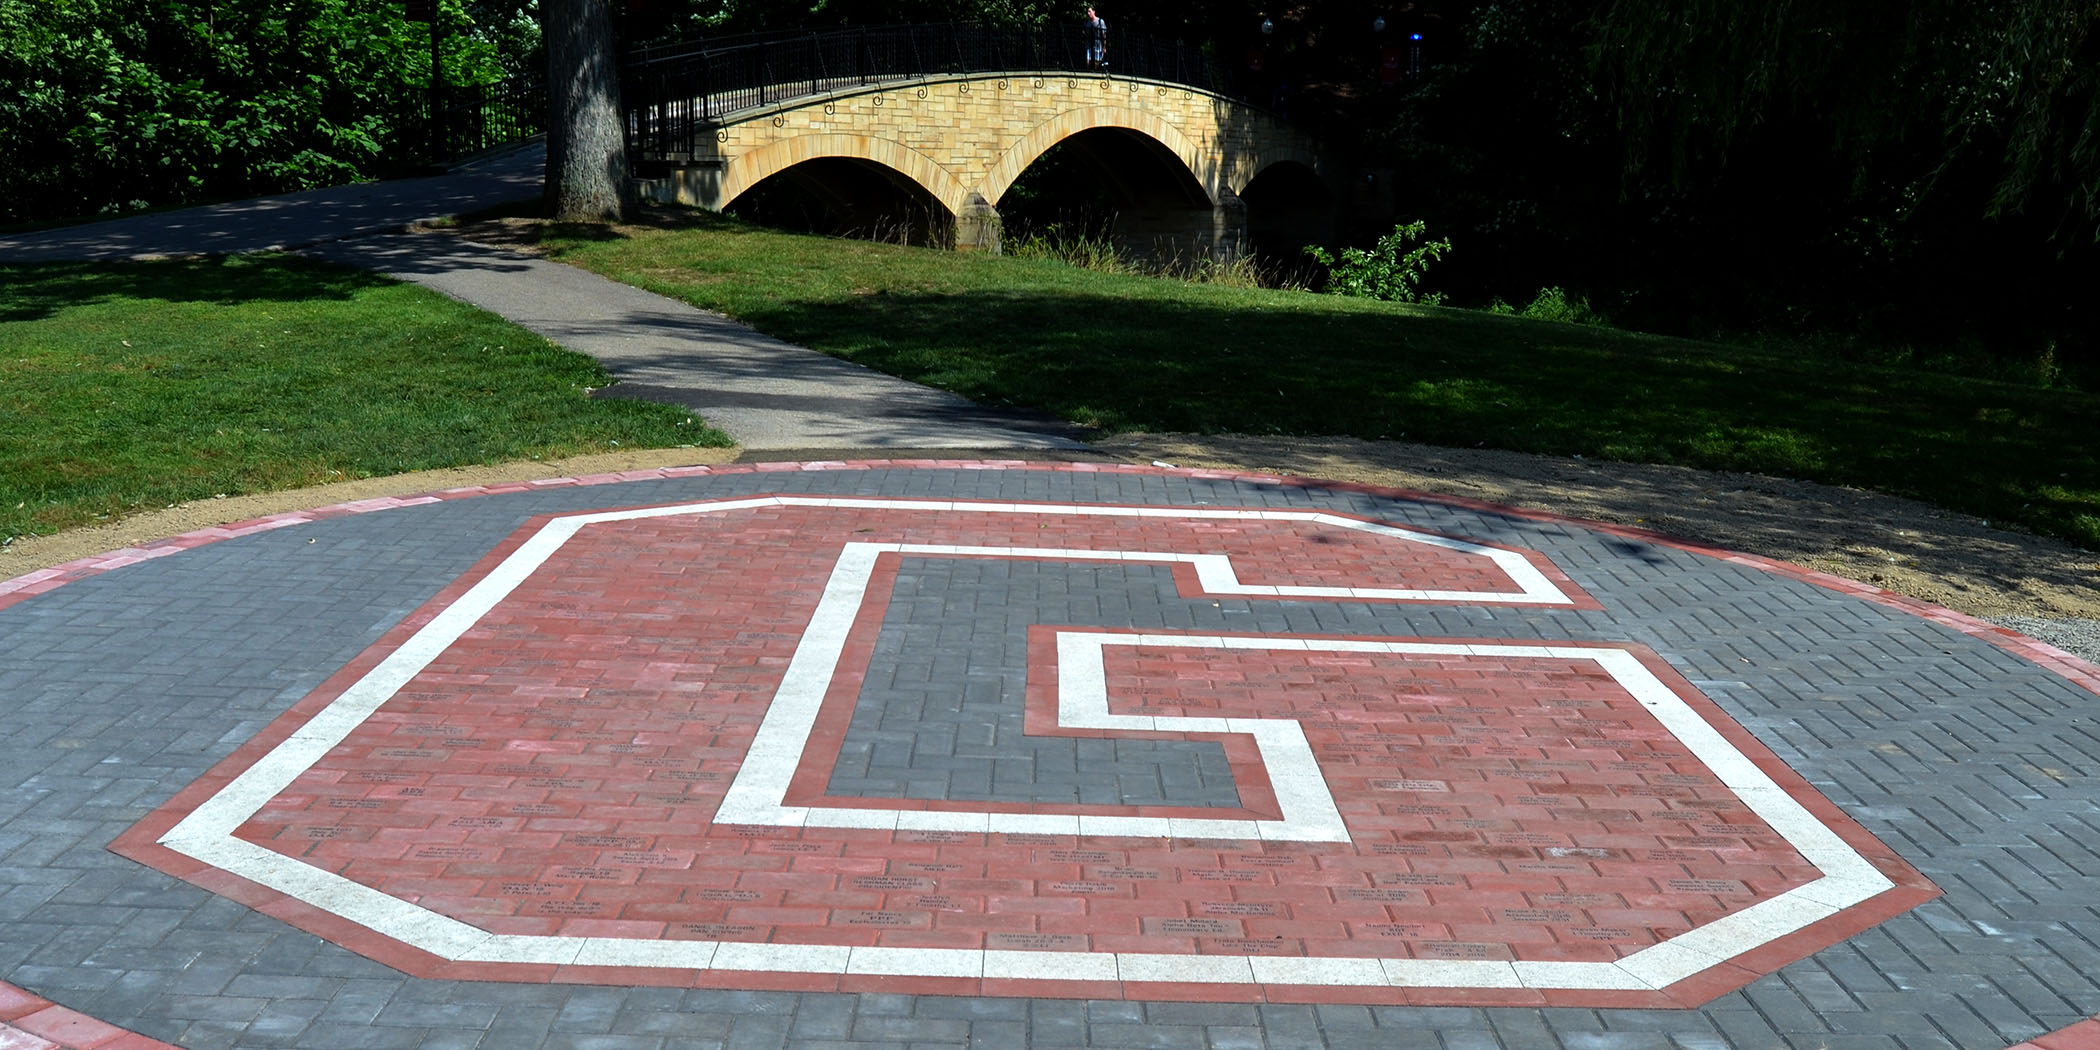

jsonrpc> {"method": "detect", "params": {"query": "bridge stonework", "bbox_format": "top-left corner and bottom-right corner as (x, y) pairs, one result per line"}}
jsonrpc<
(635, 72), (1327, 258)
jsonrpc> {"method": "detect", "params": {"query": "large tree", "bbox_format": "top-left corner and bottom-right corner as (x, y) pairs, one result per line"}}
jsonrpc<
(1579, 0), (2098, 361)
(543, 0), (628, 220)
(1593, 0), (2100, 241)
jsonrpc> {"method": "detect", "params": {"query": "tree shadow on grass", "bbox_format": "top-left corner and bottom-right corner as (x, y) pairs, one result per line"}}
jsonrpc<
(716, 285), (2100, 551)
(446, 205), (762, 260)
(0, 255), (398, 324)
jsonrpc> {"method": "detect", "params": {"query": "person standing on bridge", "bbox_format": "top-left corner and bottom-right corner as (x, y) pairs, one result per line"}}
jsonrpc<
(1085, 7), (1109, 70)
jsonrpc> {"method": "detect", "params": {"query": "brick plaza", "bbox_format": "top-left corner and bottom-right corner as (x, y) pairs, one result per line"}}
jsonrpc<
(4, 462), (2096, 1048)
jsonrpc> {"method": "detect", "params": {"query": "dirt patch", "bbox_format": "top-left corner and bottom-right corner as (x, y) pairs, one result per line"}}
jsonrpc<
(423, 208), (710, 256)
(427, 215), (562, 255)
(1092, 433), (2100, 622)
(8, 435), (2096, 627)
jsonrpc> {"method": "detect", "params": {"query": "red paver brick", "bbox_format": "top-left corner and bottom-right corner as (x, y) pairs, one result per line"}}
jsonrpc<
(2029, 1017), (2100, 1050)
(0, 987), (181, 1050)
(11, 1007), (126, 1050)
(0, 988), (41, 1025)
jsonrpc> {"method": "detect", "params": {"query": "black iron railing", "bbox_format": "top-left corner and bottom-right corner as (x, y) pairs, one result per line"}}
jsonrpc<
(623, 22), (1222, 160)
(440, 73), (548, 159)
(391, 71), (547, 167)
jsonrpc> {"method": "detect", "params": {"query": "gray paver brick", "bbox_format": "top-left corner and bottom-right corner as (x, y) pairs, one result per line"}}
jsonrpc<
(233, 999), (328, 1048)
(1144, 1003), (1259, 1027)
(554, 988), (633, 1033)
(1085, 1022), (1208, 1049)
(914, 997), (1027, 1022)
(723, 1012), (791, 1050)
(1028, 999), (1090, 1046)
(1441, 1032), (1516, 1050)
(540, 1035), (668, 1050)
(480, 1003), (560, 1048)
(376, 999), (503, 1029)
(414, 1028), (489, 1050)
(622, 1011), (734, 1041)
(965, 1019), (1025, 1049)
(1555, 1034), (1676, 1050)
(1321, 1028), (1434, 1050)
(275, 1020), (431, 1049)
(316, 986), (398, 1026)
(176, 1018), (252, 1050)
(853, 1015), (968, 1042)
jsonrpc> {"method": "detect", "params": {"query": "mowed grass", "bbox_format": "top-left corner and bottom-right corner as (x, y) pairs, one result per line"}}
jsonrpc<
(0, 255), (730, 541)
(544, 210), (2100, 550)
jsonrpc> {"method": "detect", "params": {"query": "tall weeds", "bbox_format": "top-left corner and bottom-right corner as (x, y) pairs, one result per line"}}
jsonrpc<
(1005, 224), (1301, 289)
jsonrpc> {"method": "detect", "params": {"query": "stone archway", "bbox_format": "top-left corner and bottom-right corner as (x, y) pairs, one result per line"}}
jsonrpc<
(634, 72), (1326, 258)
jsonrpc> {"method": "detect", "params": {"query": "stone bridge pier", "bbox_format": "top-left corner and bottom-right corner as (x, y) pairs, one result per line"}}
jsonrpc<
(634, 72), (1332, 263)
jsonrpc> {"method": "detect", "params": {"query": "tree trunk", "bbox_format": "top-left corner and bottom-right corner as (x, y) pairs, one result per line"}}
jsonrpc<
(543, 0), (629, 222)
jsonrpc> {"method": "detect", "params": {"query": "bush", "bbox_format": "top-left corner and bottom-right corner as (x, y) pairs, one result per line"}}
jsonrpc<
(1488, 286), (1608, 325)
(1303, 220), (1452, 304)
(0, 0), (525, 226)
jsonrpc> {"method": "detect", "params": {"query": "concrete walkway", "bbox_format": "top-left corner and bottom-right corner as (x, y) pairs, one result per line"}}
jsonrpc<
(0, 148), (544, 263)
(300, 233), (1085, 452)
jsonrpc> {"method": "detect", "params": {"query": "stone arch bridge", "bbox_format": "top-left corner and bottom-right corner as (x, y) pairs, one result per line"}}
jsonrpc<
(631, 70), (1334, 261)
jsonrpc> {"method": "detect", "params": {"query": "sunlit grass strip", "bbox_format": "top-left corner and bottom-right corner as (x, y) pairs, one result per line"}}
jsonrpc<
(0, 255), (731, 542)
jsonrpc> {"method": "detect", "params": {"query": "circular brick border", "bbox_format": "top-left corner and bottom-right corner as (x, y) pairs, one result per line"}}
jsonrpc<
(8, 459), (2094, 695)
(4, 460), (2096, 1048)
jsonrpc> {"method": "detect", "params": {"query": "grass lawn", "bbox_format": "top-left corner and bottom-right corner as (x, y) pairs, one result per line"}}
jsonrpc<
(541, 210), (2100, 551)
(0, 254), (730, 543)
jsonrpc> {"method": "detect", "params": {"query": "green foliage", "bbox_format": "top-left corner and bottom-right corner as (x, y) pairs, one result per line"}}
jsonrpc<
(1351, 0), (2093, 377)
(1303, 221), (1451, 304)
(0, 0), (528, 226)
(0, 255), (727, 540)
(1488, 287), (1607, 326)
(1592, 0), (2100, 241)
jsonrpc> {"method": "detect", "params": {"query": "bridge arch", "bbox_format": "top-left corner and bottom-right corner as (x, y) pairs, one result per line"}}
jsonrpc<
(634, 72), (1327, 260)
(981, 106), (1219, 208)
(1242, 148), (1328, 194)
(1239, 155), (1336, 268)
(720, 133), (976, 217)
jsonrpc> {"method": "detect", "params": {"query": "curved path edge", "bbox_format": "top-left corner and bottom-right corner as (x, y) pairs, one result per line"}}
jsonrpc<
(0, 980), (180, 1050)
(4, 459), (2098, 1050)
(7, 458), (2097, 698)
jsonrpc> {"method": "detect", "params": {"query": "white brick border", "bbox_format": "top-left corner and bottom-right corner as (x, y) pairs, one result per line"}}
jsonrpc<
(155, 496), (1892, 991)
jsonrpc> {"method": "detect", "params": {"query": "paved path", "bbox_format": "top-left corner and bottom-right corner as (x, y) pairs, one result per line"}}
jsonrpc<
(299, 234), (1085, 452)
(0, 148), (543, 263)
